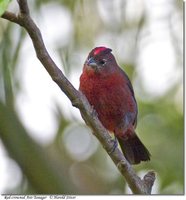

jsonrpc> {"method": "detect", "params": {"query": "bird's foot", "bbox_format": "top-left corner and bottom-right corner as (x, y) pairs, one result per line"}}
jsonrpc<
(108, 136), (118, 154)
(90, 105), (98, 118)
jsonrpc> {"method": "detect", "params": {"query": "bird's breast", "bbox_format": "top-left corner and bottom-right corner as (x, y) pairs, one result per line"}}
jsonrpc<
(79, 72), (137, 131)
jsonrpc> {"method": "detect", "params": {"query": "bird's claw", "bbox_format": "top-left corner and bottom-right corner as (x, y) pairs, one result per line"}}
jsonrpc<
(108, 136), (118, 154)
(90, 105), (98, 118)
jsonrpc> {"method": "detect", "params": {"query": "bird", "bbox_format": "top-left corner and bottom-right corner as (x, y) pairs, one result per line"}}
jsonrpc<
(79, 46), (150, 164)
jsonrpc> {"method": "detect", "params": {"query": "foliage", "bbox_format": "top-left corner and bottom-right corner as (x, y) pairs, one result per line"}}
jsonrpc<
(0, 0), (11, 16)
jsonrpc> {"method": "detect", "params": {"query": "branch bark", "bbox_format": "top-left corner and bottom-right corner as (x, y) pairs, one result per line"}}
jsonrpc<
(1, 0), (155, 194)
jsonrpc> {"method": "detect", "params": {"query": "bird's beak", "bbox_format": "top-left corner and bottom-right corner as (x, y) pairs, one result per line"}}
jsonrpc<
(86, 57), (97, 68)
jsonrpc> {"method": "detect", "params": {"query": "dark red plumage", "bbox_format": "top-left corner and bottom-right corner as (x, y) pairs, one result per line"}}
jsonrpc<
(79, 46), (150, 164)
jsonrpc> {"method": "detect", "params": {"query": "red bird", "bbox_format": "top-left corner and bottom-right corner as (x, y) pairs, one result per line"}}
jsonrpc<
(79, 47), (150, 164)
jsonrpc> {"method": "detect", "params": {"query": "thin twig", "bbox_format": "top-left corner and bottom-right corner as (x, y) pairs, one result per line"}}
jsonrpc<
(0, 0), (155, 194)
(1, 11), (20, 25)
(17, 0), (30, 15)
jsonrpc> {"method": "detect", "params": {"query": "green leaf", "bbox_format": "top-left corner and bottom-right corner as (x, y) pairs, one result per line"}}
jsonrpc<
(0, 0), (11, 16)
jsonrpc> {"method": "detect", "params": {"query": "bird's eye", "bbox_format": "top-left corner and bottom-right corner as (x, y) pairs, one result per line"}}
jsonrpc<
(99, 59), (106, 66)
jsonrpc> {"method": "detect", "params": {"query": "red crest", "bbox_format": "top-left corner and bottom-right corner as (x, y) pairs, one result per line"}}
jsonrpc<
(93, 47), (108, 56)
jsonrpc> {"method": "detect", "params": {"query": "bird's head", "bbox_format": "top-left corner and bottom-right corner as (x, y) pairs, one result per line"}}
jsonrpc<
(83, 46), (117, 75)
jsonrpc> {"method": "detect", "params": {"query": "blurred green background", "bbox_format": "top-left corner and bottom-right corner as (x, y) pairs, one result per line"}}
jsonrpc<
(0, 0), (183, 194)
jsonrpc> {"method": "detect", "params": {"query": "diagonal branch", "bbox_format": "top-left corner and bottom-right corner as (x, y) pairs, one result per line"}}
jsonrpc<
(0, 0), (155, 194)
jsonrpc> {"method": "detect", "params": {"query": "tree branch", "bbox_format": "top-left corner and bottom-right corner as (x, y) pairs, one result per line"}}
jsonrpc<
(0, 0), (155, 194)
(1, 11), (20, 25)
(17, 0), (29, 15)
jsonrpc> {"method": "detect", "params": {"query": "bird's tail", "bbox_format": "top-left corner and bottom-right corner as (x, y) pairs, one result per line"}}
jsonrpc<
(117, 132), (150, 165)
